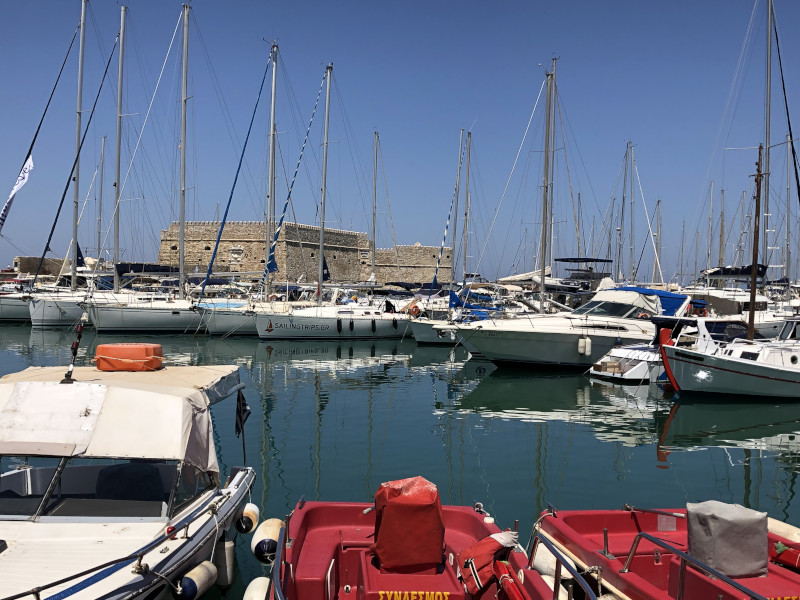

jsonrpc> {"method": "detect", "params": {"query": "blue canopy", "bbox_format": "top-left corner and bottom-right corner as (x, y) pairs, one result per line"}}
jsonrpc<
(614, 286), (688, 317)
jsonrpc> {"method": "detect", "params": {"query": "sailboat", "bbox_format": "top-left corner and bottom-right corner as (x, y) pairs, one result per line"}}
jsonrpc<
(253, 65), (411, 341)
(661, 0), (800, 399)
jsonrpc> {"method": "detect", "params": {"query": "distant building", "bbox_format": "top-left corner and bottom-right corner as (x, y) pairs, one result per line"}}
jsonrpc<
(158, 221), (453, 286)
(13, 256), (64, 276)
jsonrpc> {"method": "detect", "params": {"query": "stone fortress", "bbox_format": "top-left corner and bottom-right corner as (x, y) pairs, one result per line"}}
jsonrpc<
(157, 221), (453, 286)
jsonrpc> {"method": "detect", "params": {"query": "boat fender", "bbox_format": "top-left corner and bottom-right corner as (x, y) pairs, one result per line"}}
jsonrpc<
(349, 320), (354, 331)
(251, 518), (285, 564)
(235, 502), (260, 534)
(392, 318), (397, 329)
(371, 319), (376, 333)
(337, 318), (342, 333)
(213, 538), (236, 589)
(539, 575), (569, 600)
(531, 542), (575, 580)
(577, 337), (591, 356)
(243, 576), (271, 600)
(179, 561), (218, 600)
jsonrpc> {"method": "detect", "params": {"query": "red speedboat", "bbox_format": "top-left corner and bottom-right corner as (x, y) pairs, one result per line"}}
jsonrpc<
(537, 501), (800, 600)
(257, 476), (598, 600)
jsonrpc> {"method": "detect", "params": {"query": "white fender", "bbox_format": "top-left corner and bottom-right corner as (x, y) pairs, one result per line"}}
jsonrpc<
(213, 538), (236, 589)
(540, 574), (570, 600)
(251, 518), (285, 563)
(235, 502), (260, 534)
(584, 337), (592, 356)
(532, 542), (575, 580)
(577, 337), (586, 355)
(243, 576), (272, 600)
(179, 561), (218, 600)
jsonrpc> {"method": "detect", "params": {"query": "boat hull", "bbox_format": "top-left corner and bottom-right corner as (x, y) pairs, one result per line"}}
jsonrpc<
(88, 303), (204, 333)
(0, 295), (30, 321)
(662, 344), (800, 398)
(255, 311), (410, 340)
(29, 295), (85, 328)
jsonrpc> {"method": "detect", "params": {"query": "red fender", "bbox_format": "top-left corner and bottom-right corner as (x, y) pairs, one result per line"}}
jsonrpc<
(492, 560), (526, 600)
(658, 328), (680, 392)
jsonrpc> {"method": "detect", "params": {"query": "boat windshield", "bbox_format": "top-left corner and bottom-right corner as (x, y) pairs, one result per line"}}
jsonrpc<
(0, 455), (205, 520)
(571, 300), (641, 319)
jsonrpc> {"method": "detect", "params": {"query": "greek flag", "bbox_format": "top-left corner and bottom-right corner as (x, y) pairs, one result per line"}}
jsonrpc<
(0, 155), (33, 236)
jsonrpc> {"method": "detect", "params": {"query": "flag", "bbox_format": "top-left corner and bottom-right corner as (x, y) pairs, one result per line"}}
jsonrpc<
(0, 155), (34, 236)
(234, 389), (251, 438)
(76, 243), (85, 268)
(322, 254), (330, 281)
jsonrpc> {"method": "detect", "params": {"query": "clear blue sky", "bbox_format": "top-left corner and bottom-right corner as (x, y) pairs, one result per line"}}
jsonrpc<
(1, 1), (797, 284)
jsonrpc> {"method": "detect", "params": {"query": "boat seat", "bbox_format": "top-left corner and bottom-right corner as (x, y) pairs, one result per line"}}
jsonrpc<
(95, 462), (165, 503)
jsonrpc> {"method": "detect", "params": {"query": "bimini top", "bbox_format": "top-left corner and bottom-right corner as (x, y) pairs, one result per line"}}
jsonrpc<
(0, 365), (241, 474)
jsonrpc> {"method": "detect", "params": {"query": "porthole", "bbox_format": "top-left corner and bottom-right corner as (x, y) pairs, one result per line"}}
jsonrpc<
(792, 355), (798, 365)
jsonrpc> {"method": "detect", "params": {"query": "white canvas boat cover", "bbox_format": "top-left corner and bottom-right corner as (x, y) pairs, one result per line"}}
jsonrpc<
(590, 289), (661, 315)
(0, 365), (241, 474)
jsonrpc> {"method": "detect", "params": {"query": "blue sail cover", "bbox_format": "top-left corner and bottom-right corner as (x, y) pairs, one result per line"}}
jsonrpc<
(615, 286), (688, 317)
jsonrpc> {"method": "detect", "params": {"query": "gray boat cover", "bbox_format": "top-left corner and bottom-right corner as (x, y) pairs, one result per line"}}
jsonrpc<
(687, 500), (767, 578)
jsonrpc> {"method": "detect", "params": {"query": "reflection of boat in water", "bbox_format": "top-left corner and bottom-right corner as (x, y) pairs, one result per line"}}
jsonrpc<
(407, 343), (470, 369)
(259, 338), (414, 372)
(656, 399), (800, 457)
(455, 371), (667, 447)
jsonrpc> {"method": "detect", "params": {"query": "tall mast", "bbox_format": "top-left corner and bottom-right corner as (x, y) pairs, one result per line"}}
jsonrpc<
(652, 198), (661, 282)
(718, 189), (725, 268)
(749, 145), (763, 340)
(787, 133), (792, 289)
(547, 60), (557, 273)
(266, 42), (278, 294)
(539, 60), (555, 313)
(708, 181), (713, 275)
(317, 64), (332, 303)
(97, 136), (105, 261)
(178, 3), (189, 300)
(372, 130), (377, 280)
(72, 0), (87, 290)
(113, 5), (126, 292)
(628, 141), (635, 282)
(462, 132), (472, 284)
(451, 129), (464, 282)
(762, 0), (773, 272)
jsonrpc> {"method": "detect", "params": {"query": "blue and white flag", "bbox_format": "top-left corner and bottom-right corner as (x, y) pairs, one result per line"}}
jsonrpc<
(0, 155), (34, 236)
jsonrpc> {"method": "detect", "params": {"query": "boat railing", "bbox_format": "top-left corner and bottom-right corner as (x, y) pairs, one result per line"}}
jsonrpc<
(530, 532), (599, 600)
(270, 526), (288, 600)
(619, 531), (767, 600)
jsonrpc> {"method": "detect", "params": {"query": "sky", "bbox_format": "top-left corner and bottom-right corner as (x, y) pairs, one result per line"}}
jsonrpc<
(1, 0), (798, 284)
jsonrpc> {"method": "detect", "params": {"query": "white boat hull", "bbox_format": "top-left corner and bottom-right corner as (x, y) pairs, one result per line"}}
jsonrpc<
(0, 295), (30, 321)
(255, 310), (410, 340)
(455, 321), (652, 367)
(88, 303), (204, 332)
(409, 319), (453, 345)
(203, 306), (258, 335)
(29, 295), (86, 328)
(662, 343), (800, 398)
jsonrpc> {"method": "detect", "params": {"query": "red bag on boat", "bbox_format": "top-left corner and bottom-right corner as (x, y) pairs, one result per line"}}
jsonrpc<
(457, 531), (519, 596)
(371, 476), (445, 571)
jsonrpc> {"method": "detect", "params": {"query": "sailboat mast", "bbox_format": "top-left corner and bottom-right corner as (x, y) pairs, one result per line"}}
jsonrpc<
(539, 61), (555, 313)
(72, 0), (87, 291)
(97, 136), (105, 261)
(628, 141), (634, 282)
(762, 0), (773, 271)
(178, 3), (189, 300)
(718, 189), (725, 268)
(451, 129), (464, 284)
(462, 132), (472, 285)
(266, 43), (278, 294)
(372, 130), (377, 280)
(318, 64), (332, 303)
(749, 145), (763, 341)
(113, 6), (126, 293)
(787, 133), (792, 288)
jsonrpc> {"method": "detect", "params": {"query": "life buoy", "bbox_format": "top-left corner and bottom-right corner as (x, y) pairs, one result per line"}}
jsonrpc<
(410, 305), (420, 317)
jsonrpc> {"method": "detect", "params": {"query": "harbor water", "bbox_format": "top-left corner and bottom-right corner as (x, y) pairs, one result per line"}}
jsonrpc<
(3, 323), (800, 597)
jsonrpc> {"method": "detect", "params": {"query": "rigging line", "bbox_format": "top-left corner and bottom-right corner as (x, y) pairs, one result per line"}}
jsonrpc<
(96, 11), (183, 284)
(474, 78), (546, 278)
(633, 203), (658, 282)
(33, 36), (119, 286)
(332, 79), (371, 226)
(200, 51), (272, 300)
(554, 90), (582, 257)
(275, 137), (312, 281)
(772, 11), (800, 212)
(0, 25), (78, 238)
(193, 14), (261, 207)
(378, 135), (402, 280)
(260, 66), (327, 287)
(431, 138), (467, 292)
(633, 162), (663, 282)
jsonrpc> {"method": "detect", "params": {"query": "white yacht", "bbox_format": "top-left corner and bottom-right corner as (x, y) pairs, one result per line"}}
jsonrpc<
(450, 287), (692, 368)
